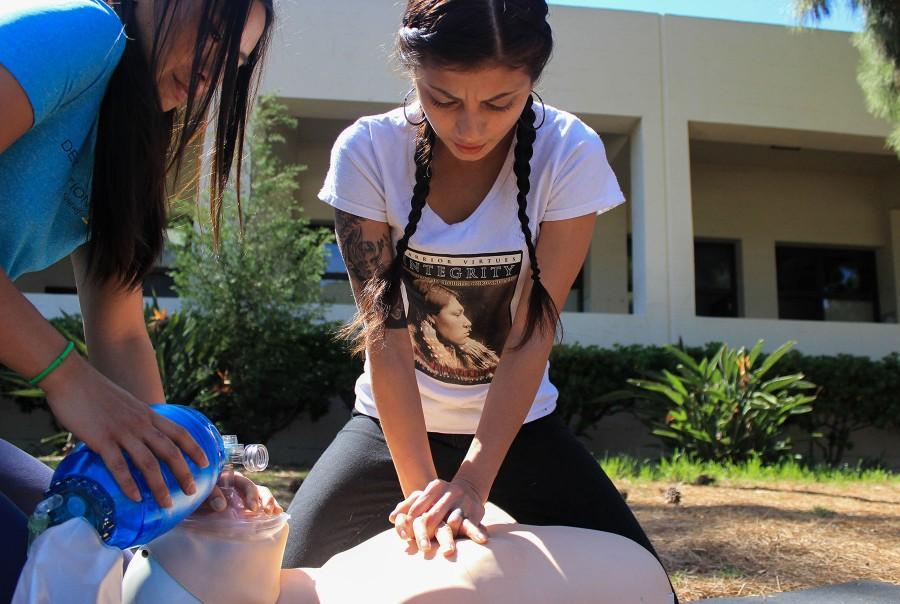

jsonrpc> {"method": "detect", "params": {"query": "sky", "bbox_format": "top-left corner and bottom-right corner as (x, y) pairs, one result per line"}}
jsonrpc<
(548, 0), (864, 32)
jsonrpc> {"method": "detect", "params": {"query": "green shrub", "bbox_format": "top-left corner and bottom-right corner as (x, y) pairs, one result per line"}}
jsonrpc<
(549, 342), (898, 465)
(168, 95), (357, 442)
(1, 313), (88, 416)
(779, 351), (900, 465)
(195, 320), (358, 444)
(1, 307), (361, 447)
(145, 306), (221, 410)
(549, 344), (674, 436)
(6, 316), (897, 464)
(626, 341), (816, 463)
(2, 307), (221, 413)
(549, 342), (722, 437)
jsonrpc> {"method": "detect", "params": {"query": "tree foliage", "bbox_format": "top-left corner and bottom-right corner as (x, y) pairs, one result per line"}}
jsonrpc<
(170, 95), (344, 442)
(795, 1), (900, 153)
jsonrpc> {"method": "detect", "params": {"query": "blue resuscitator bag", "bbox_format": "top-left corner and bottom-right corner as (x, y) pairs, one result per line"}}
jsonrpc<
(27, 404), (268, 549)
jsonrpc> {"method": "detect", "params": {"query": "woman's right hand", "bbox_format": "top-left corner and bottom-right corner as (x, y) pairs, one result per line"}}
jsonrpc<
(389, 478), (488, 557)
(41, 353), (209, 507)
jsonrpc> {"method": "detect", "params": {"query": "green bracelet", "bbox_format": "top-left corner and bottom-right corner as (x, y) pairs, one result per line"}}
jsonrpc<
(28, 341), (75, 386)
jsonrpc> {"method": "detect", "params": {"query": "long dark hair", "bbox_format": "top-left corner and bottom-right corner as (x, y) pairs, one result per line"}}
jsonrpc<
(87, 0), (274, 288)
(347, 0), (555, 354)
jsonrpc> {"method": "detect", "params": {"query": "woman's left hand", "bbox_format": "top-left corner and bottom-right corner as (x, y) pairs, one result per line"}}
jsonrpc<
(207, 471), (283, 515)
(389, 478), (488, 557)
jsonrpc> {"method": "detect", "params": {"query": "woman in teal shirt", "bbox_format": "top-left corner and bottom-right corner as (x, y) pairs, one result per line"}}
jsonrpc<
(0, 0), (274, 597)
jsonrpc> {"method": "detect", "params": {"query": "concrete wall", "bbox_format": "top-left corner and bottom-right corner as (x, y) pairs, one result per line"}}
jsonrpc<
(15, 257), (76, 294)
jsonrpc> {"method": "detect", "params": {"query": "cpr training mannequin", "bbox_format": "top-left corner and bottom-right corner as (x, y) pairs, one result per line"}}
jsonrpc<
(123, 494), (675, 604)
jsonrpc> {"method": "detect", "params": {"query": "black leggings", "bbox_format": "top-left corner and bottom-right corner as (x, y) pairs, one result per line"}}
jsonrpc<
(282, 411), (677, 601)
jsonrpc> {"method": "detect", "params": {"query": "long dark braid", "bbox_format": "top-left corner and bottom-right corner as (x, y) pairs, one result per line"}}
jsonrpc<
(513, 94), (561, 347)
(393, 123), (436, 288)
(344, 123), (436, 354)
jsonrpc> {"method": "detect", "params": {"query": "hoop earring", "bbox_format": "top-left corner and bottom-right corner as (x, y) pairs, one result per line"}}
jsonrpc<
(403, 88), (427, 126)
(520, 90), (547, 130)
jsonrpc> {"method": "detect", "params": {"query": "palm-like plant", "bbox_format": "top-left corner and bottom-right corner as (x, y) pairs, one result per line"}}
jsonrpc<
(630, 341), (816, 463)
(0, 314), (88, 453)
(0, 307), (221, 454)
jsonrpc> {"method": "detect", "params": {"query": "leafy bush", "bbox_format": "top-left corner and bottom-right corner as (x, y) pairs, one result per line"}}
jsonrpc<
(1, 306), (360, 448)
(626, 341), (816, 463)
(169, 95), (347, 442)
(0, 307), (221, 453)
(549, 344), (674, 436)
(779, 351), (900, 465)
(548, 343), (898, 465)
(145, 306), (221, 409)
(1, 313), (88, 415)
(189, 322), (362, 443)
(549, 342), (722, 437)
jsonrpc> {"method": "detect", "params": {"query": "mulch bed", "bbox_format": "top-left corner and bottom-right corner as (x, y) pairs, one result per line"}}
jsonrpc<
(623, 479), (900, 601)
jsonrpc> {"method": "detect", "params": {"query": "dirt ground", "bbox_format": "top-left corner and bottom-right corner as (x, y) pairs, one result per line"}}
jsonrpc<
(622, 479), (900, 601)
(260, 469), (899, 602)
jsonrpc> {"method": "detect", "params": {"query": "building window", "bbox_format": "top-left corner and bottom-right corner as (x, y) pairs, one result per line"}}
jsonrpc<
(143, 268), (176, 298)
(627, 235), (633, 314)
(695, 241), (739, 318)
(323, 241), (349, 281)
(776, 246), (879, 322)
(562, 268), (584, 313)
(315, 225), (354, 305)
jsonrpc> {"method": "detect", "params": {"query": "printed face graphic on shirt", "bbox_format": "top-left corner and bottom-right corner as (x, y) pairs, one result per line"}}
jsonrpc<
(434, 296), (473, 346)
(403, 247), (523, 386)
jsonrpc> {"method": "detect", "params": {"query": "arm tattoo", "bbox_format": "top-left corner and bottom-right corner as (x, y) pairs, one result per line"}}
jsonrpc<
(335, 209), (392, 284)
(385, 297), (408, 329)
(334, 210), (408, 330)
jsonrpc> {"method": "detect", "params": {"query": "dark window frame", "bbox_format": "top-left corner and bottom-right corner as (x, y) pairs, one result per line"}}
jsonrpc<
(776, 244), (880, 323)
(627, 235), (633, 314)
(142, 266), (177, 298)
(566, 267), (585, 313)
(694, 239), (741, 318)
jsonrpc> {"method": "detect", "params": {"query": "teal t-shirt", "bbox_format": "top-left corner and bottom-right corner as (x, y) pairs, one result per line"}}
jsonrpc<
(0, 0), (125, 279)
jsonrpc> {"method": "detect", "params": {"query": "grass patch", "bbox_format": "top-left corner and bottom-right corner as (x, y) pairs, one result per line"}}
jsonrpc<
(599, 453), (898, 485)
(712, 566), (746, 580)
(253, 466), (309, 503)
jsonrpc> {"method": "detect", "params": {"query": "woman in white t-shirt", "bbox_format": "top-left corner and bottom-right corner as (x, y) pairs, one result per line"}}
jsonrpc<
(283, 1), (677, 600)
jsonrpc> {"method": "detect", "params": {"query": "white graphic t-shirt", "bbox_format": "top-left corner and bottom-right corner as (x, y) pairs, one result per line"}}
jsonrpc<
(319, 104), (625, 434)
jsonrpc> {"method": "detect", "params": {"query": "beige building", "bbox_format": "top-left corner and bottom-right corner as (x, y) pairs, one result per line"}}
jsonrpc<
(19, 1), (900, 357)
(10, 2), (900, 464)
(260, 0), (900, 359)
